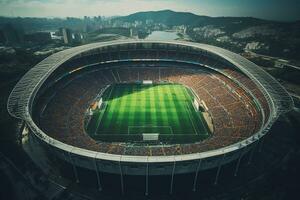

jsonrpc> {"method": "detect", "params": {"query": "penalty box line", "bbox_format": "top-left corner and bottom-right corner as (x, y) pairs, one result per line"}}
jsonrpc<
(128, 126), (173, 135)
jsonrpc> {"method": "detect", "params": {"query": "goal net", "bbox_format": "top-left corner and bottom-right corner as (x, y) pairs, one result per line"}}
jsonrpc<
(142, 133), (159, 141)
(193, 98), (200, 111)
(143, 80), (153, 84)
(98, 98), (103, 109)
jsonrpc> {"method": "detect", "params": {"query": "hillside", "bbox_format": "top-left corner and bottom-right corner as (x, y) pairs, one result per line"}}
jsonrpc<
(115, 10), (300, 60)
(115, 10), (275, 31)
(1, 10), (300, 60)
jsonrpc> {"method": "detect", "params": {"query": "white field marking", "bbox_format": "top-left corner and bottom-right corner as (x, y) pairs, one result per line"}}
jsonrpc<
(195, 112), (209, 136)
(182, 87), (198, 135)
(94, 103), (108, 135)
(106, 84), (115, 101)
(183, 101), (199, 135)
(95, 85), (114, 135)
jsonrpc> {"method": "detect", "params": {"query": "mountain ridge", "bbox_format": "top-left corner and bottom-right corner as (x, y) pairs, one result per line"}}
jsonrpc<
(114, 9), (298, 26)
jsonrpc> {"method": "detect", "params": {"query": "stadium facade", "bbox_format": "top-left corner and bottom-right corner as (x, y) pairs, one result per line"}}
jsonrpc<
(7, 40), (294, 193)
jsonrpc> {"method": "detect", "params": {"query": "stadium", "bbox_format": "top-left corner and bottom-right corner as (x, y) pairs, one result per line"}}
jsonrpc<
(7, 40), (294, 194)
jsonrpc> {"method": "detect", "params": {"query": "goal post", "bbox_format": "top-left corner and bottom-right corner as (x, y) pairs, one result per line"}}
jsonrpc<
(97, 98), (103, 109)
(143, 80), (153, 84)
(193, 98), (200, 111)
(142, 133), (159, 141)
(128, 126), (172, 135)
(193, 98), (208, 112)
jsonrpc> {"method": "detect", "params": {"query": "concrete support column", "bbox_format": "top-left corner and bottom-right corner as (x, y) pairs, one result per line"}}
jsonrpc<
(193, 159), (202, 192)
(248, 142), (258, 165)
(258, 137), (265, 152)
(214, 154), (226, 185)
(94, 156), (102, 191)
(145, 162), (149, 196)
(169, 161), (176, 195)
(68, 151), (79, 183)
(18, 121), (25, 145)
(119, 161), (124, 195)
(234, 148), (245, 177)
(47, 138), (59, 168)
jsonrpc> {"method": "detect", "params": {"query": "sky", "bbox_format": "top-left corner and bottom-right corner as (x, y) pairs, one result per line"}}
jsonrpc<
(0, 0), (299, 21)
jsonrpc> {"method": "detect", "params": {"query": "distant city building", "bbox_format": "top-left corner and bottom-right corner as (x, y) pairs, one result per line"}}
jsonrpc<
(84, 16), (90, 22)
(73, 32), (83, 43)
(174, 25), (188, 34)
(0, 30), (5, 44)
(24, 32), (51, 44)
(62, 28), (72, 44)
(183, 26), (187, 34)
(130, 28), (133, 37)
(146, 19), (153, 25)
(137, 29), (148, 39)
(1, 24), (23, 44)
(50, 31), (62, 40)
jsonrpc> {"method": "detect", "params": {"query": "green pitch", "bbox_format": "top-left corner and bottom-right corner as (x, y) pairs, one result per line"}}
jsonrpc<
(86, 83), (210, 143)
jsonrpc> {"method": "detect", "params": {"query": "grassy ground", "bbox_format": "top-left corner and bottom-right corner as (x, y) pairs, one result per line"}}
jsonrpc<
(86, 83), (210, 143)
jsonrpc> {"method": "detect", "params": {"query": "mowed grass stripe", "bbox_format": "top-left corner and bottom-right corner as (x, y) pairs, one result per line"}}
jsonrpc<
(160, 85), (173, 132)
(150, 86), (157, 127)
(132, 84), (140, 128)
(178, 86), (197, 134)
(140, 85), (147, 128)
(164, 85), (180, 134)
(154, 85), (165, 127)
(171, 84), (196, 135)
(100, 84), (118, 133)
(144, 85), (151, 127)
(110, 85), (124, 133)
(157, 85), (166, 126)
(129, 84), (137, 127)
(131, 84), (147, 133)
(173, 85), (191, 134)
(182, 86), (199, 134)
(116, 85), (130, 134)
(182, 86), (206, 135)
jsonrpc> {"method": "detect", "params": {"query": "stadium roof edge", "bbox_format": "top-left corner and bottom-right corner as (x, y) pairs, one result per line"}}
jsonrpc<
(7, 40), (294, 120)
(6, 40), (294, 162)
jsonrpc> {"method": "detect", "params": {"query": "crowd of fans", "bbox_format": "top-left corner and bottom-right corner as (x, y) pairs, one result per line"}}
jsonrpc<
(37, 64), (266, 156)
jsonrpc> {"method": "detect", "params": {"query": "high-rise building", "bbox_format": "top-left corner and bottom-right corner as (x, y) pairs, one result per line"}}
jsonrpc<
(73, 32), (83, 44)
(130, 28), (133, 37)
(62, 28), (72, 44)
